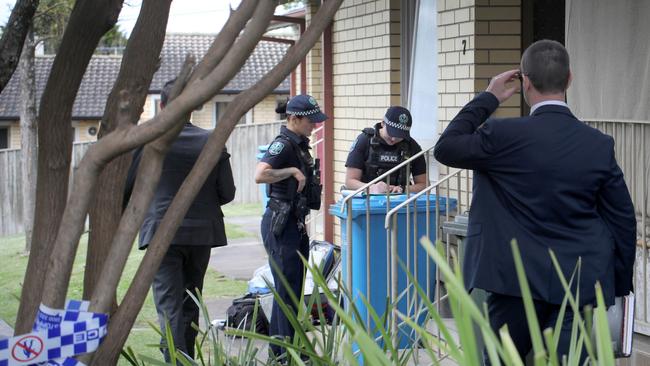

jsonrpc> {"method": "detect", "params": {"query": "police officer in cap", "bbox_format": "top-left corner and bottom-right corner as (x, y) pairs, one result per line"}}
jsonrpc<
(254, 94), (327, 360)
(345, 106), (427, 193)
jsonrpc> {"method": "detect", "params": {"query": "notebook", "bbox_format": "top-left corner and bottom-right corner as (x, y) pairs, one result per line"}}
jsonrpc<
(604, 293), (635, 358)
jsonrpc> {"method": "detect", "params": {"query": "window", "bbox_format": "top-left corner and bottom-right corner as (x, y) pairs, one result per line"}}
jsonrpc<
(0, 127), (8, 149)
(214, 102), (246, 127)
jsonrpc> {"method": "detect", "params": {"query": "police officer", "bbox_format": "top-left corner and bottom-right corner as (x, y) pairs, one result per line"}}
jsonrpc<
(345, 106), (427, 193)
(254, 94), (327, 361)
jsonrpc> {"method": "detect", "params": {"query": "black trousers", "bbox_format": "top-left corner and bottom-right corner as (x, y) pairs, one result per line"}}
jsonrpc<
(484, 292), (587, 365)
(261, 209), (310, 358)
(152, 245), (211, 361)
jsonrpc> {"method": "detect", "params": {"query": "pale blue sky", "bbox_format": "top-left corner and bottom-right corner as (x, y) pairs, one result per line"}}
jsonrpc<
(1, 0), (242, 36)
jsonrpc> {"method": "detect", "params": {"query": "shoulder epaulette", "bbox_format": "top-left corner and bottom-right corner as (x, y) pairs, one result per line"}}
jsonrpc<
(362, 127), (375, 136)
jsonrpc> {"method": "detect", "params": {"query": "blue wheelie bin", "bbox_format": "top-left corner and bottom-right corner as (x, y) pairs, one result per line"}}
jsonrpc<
(256, 145), (270, 207)
(330, 193), (456, 348)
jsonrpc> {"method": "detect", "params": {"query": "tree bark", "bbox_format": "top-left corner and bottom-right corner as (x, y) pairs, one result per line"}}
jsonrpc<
(83, 0), (172, 304)
(0, 0), (39, 93)
(15, 0), (124, 335)
(93, 0), (343, 362)
(41, 0), (276, 322)
(87, 0), (257, 317)
(19, 28), (37, 252)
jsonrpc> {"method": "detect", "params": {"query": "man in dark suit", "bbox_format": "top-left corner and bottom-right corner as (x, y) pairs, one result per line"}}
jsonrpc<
(125, 79), (236, 361)
(434, 40), (636, 362)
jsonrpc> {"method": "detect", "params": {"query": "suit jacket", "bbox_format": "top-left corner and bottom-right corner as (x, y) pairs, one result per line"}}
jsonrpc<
(125, 123), (236, 249)
(434, 92), (636, 306)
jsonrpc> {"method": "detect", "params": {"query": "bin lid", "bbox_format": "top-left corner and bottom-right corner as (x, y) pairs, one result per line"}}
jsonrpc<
(329, 193), (456, 219)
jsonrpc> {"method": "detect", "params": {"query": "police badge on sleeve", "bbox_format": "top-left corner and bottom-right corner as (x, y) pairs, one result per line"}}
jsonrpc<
(349, 137), (359, 152)
(269, 141), (285, 155)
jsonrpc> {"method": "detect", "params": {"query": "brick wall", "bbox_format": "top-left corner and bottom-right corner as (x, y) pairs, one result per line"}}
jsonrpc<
(475, 0), (521, 118)
(437, 0), (521, 213)
(330, 0), (401, 244)
(306, 0), (323, 102)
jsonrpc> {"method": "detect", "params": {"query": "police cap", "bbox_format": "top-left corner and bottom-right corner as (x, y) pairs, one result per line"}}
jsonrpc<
(383, 106), (412, 140)
(286, 94), (328, 123)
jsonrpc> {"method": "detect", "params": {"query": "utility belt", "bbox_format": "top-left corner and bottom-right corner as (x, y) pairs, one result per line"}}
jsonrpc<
(267, 177), (322, 235)
(267, 197), (310, 236)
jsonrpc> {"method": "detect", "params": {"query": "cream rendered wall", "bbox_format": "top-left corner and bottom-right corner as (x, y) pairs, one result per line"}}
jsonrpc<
(74, 120), (100, 143)
(253, 95), (283, 123)
(9, 123), (20, 149)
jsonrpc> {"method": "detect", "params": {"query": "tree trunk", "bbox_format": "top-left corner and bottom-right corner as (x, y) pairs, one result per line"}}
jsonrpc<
(19, 28), (37, 252)
(15, 0), (124, 335)
(0, 0), (39, 93)
(86, 0), (257, 317)
(93, 0), (343, 362)
(83, 0), (172, 304)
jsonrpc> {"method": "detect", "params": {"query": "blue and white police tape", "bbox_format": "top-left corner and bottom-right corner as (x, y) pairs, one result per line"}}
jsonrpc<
(0, 300), (108, 366)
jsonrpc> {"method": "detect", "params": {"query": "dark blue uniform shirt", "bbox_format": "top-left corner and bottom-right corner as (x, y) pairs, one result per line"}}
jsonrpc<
(345, 123), (427, 179)
(261, 126), (311, 200)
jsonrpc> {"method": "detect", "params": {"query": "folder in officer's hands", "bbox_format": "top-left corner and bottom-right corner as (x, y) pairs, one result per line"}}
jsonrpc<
(603, 293), (635, 358)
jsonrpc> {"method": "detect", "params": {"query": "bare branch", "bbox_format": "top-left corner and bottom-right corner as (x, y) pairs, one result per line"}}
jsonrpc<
(83, 0), (173, 304)
(98, 0), (343, 358)
(15, 0), (124, 334)
(89, 56), (194, 315)
(188, 0), (257, 83)
(0, 0), (39, 92)
(34, 0), (274, 355)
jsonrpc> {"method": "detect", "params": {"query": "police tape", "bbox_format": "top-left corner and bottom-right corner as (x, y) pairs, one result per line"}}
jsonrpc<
(0, 300), (108, 366)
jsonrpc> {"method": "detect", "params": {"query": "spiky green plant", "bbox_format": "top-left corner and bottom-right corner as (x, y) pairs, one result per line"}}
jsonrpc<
(121, 238), (617, 366)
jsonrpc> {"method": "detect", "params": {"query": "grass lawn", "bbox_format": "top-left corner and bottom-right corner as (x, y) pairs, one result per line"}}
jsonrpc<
(0, 216), (257, 364)
(222, 202), (264, 217)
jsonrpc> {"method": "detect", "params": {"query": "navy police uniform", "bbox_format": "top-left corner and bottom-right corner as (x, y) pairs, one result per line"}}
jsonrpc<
(259, 94), (327, 358)
(346, 106), (426, 187)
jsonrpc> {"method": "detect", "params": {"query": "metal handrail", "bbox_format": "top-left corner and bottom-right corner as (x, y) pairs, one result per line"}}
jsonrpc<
(382, 167), (464, 353)
(384, 169), (461, 229)
(339, 146), (433, 212)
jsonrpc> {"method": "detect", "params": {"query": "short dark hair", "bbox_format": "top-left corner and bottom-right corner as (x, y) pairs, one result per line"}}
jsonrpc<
(520, 40), (570, 94)
(160, 78), (176, 106)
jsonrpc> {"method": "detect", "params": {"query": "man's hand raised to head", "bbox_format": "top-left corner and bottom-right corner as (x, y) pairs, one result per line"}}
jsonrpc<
(486, 69), (521, 103)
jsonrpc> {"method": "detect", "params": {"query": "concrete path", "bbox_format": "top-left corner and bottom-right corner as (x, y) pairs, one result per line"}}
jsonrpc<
(205, 215), (267, 323)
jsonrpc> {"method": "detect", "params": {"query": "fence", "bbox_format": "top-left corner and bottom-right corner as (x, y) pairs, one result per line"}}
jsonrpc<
(0, 121), (283, 237)
(225, 121), (284, 204)
(585, 119), (650, 335)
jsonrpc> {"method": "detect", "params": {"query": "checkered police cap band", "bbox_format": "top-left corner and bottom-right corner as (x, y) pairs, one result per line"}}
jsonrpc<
(288, 106), (322, 116)
(383, 116), (411, 131)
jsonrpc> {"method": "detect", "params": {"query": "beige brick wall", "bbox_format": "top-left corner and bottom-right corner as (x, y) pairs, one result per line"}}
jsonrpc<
(475, 0), (521, 118)
(437, 0), (522, 213)
(330, 0), (402, 245)
(306, 0), (323, 102)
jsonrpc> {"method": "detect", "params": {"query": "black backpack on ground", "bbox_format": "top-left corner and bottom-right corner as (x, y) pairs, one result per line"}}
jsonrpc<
(225, 293), (269, 336)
